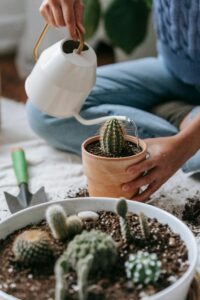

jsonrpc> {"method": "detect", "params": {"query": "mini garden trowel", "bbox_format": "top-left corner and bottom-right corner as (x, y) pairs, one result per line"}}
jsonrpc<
(4, 148), (48, 213)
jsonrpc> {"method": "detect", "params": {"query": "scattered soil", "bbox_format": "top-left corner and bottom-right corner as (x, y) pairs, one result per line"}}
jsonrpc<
(86, 140), (142, 158)
(65, 187), (89, 199)
(0, 211), (188, 300)
(182, 197), (200, 226)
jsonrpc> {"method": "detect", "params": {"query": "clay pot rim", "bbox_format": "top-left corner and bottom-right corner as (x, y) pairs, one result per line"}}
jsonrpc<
(82, 135), (147, 161)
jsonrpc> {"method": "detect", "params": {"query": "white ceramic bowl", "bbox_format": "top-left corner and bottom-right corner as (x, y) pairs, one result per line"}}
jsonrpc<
(0, 198), (197, 300)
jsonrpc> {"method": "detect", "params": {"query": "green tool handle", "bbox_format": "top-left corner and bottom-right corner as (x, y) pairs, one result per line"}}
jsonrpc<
(11, 148), (28, 185)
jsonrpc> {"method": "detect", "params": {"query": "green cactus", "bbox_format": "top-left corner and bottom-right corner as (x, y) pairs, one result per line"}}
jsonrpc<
(125, 251), (162, 285)
(12, 230), (53, 265)
(55, 258), (68, 300)
(55, 230), (117, 300)
(46, 205), (83, 241)
(100, 118), (126, 155)
(77, 254), (94, 300)
(46, 205), (68, 240)
(139, 212), (150, 240)
(66, 215), (83, 238)
(116, 198), (132, 243)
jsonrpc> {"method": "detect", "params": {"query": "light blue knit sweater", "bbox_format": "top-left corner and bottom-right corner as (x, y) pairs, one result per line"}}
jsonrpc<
(154, 0), (200, 86)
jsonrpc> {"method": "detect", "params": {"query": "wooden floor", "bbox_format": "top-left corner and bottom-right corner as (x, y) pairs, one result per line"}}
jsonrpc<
(0, 42), (115, 103)
(0, 54), (26, 103)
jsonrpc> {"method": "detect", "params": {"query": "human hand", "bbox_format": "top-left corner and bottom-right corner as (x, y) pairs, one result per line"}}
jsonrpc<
(40, 0), (85, 39)
(122, 136), (192, 202)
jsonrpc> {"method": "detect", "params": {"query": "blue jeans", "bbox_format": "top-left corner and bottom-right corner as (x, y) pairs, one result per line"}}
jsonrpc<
(26, 57), (200, 173)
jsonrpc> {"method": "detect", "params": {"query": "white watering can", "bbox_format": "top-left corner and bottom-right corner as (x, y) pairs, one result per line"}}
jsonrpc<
(25, 24), (128, 125)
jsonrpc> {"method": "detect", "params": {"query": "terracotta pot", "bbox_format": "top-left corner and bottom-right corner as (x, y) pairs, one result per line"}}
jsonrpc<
(82, 135), (147, 199)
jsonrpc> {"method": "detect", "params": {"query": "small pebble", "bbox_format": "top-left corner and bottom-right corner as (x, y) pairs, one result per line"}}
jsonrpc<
(8, 267), (13, 274)
(169, 237), (176, 247)
(168, 275), (177, 283)
(125, 281), (134, 291)
(10, 283), (16, 289)
(71, 284), (79, 292)
(28, 274), (33, 279)
(78, 211), (99, 221)
(3, 283), (8, 289)
(87, 284), (104, 295)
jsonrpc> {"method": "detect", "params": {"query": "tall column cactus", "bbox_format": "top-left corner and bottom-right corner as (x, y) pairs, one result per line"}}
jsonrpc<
(116, 198), (132, 243)
(100, 118), (126, 156)
(139, 212), (150, 240)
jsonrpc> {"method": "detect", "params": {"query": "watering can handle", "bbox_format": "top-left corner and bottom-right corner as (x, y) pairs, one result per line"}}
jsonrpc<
(33, 23), (85, 62)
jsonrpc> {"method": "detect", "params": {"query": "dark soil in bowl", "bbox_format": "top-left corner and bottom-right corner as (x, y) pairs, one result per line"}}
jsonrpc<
(0, 211), (189, 300)
(86, 140), (142, 158)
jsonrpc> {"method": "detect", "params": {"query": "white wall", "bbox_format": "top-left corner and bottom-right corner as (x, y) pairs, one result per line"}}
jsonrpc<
(0, 0), (25, 53)
(16, 0), (69, 78)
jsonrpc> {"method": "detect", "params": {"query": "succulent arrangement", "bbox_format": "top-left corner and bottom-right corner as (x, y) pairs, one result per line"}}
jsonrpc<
(12, 229), (53, 265)
(11, 200), (164, 300)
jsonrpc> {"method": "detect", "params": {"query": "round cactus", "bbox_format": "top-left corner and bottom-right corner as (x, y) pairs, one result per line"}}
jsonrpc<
(100, 118), (126, 155)
(125, 251), (162, 285)
(46, 205), (68, 240)
(55, 230), (118, 300)
(64, 229), (117, 272)
(66, 215), (83, 238)
(13, 230), (53, 265)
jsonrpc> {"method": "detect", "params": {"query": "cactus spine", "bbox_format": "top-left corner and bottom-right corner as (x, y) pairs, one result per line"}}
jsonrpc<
(116, 198), (132, 243)
(139, 212), (150, 240)
(55, 230), (117, 300)
(100, 118), (126, 155)
(125, 251), (162, 285)
(12, 230), (53, 265)
(46, 205), (68, 240)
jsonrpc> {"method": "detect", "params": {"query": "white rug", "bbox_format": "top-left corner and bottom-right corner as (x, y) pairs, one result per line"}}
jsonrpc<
(0, 98), (200, 270)
(0, 98), (85, 220)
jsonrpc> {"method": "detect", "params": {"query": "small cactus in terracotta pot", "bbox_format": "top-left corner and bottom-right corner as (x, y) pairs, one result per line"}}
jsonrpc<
(100, 118), (125, 155)
(82, 117), (147, 199)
